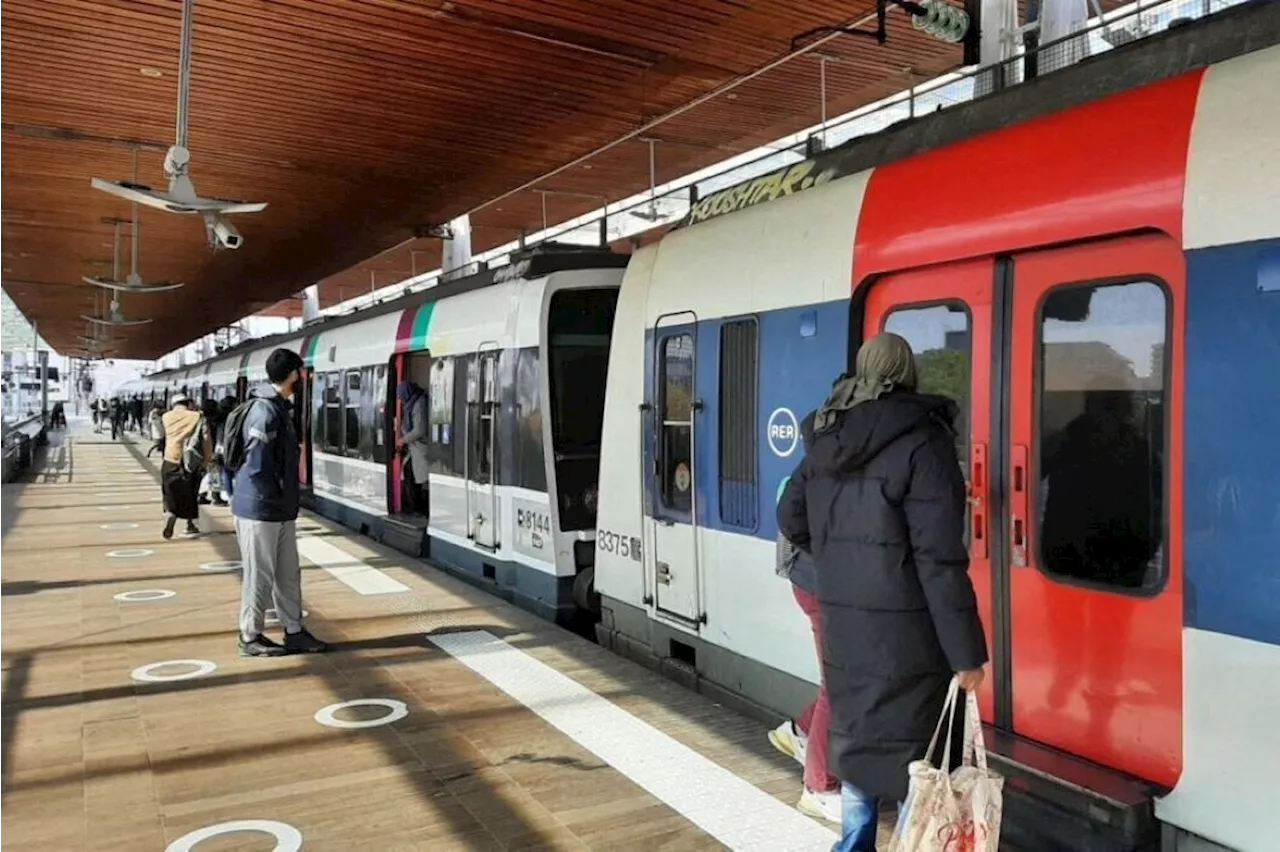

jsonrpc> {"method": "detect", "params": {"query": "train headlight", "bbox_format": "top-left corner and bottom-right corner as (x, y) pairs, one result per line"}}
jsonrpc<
(584, 484), (598, 514)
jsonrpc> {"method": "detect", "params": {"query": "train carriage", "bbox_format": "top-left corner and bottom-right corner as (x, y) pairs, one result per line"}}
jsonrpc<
(593, 37), (1278, 852)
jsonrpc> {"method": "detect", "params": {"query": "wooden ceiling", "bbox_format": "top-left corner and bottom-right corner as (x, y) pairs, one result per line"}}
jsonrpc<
(3, 0), (967, 358)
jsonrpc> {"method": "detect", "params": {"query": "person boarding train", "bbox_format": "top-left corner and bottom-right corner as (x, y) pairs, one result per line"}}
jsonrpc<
(777, 332), (988, 852)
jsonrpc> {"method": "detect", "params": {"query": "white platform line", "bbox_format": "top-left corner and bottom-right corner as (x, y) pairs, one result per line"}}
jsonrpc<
(297, 536), (408, 595)
(430, 630), (837, 852)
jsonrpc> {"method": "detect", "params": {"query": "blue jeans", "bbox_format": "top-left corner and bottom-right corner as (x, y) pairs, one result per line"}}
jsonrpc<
(831, 782), (907, 852)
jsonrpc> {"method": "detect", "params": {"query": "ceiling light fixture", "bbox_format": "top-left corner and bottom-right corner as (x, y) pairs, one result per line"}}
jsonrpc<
(140, 67), (164, 77)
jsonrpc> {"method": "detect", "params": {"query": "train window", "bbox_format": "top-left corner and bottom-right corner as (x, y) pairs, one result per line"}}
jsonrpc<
(371, 365), (388, 464)
(1037, 280), (1166, 591)
(344, 371), (361, 455)
(428, 357), (456, 475)
(311, 372), (326, 451)
(323, 371), (343, 455)
(883, 302), (971, 475)
(718, 319), (758, 528)
(659, 333), (694, 514)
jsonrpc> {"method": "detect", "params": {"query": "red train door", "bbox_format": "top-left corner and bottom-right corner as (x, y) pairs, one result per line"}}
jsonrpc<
(1007, 233), (1182, 787)
(862, 257), (997, 721)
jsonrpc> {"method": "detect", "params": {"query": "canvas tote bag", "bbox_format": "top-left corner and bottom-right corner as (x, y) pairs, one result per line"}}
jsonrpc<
(887, 677), (1004, 852)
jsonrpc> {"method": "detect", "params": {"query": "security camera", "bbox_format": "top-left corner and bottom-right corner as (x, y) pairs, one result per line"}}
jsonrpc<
(203, 214), (243, 250)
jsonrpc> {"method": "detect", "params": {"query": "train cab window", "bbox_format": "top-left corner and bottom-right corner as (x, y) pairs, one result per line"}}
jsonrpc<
(323, 371), (343, 454)
(718, 318), (758, 528)
(659, 333), (694, 514)
(883, 302), (971, 475)
(371, 365), (388, 464)
(344, 371), (362, 456)
(1037, 280), (1166, 591)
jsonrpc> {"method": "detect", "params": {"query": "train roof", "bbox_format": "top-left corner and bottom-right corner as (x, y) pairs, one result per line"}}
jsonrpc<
(144, 244), (628, 381)
(676, 0), (1273, 229)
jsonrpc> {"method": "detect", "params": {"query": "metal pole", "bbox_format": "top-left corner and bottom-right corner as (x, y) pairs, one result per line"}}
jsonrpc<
(38, 350), (49, 420)
(176, 0), (194, 149)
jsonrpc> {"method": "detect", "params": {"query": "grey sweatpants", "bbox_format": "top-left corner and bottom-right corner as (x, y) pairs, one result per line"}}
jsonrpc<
(235, 517), (303, 640)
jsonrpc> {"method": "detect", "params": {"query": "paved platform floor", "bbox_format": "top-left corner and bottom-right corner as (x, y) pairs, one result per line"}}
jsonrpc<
(0, 424), (893, 850)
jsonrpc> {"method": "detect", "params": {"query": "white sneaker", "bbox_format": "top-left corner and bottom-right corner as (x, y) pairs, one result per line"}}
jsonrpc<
(797, 787), (842, 824)
(767, 720), (807, 766)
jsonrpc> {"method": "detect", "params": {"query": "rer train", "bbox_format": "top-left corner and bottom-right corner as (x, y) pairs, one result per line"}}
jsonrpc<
(132, 16), (1277, 852)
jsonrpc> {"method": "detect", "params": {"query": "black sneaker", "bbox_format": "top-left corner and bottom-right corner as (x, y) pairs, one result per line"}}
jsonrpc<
(185, 522), (200, 535)
(162, 515), (177, 540)
(239, 634), (288, 657)
(284, 629), (328, 654)
(212, 498), (229, 507)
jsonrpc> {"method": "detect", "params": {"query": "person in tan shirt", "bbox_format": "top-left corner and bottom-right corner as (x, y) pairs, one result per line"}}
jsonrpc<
(160, 395), (212, 539)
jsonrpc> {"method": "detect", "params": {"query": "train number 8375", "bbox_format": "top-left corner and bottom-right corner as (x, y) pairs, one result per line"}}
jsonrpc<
(598, 530), (642, 562)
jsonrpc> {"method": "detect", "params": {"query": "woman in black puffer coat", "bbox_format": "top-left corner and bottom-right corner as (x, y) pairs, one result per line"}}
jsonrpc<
(777, 332), (988, 852)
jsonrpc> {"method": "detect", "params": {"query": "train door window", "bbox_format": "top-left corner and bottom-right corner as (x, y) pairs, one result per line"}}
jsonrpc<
(428, 356), (456, 474)
(471, 353), (498, 482)
(718, 318), (758, 528)
(311, 372), (326, 451)
(344, 371), (362, 455)
(1037, 280), (1166, 591)
(372, 365), (388, 464)
(659, 333), (694, 514)
(883, 302), (971, 474)
(323, 371), (343, 454)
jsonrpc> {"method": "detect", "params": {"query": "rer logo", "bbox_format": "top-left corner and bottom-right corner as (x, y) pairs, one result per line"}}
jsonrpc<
(767, 407), (799, 458)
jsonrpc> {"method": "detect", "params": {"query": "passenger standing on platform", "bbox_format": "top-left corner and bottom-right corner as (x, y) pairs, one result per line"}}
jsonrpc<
(160, 395), (210, 539)
(225, 348), (327, 658)
(146, 401), (166, 458)
(110, 397), (124, 440)
(777, 333), (988, 852)
(197, 398), (228, 507)
(771, 410), (842, 824)
(395, 380), (429, 515)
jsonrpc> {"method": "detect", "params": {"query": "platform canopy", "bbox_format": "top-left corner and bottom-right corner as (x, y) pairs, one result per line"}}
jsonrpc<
(3, 0), (970, 359)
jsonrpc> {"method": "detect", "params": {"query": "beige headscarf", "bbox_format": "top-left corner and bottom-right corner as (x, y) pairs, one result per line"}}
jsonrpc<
(812, 332), (918, 433)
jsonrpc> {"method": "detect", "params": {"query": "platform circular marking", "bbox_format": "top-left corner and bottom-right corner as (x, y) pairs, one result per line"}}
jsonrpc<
(265, 608), (310, 625)
(130, 659), (217, 683)
(100, 522), (140, 531)
(164, 819), (302, 852)
(314, 698), (409, 730)
(199, 560), (242, 572)
(106, 548), (155, 559)
(114, 589), (176, 603)
(766, 407), (799, 458)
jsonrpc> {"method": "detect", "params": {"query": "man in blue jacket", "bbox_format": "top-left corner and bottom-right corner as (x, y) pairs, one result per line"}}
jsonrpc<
(226, 348), (327, 657)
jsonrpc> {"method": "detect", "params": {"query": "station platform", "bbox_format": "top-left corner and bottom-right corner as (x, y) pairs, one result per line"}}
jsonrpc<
(0, 424), (874, 851)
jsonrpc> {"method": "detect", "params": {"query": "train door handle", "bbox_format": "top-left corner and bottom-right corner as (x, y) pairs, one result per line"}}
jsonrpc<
(656, 562), (672, 585)
(969, 442), (988, 560)
(1010, 443), (1029, 567)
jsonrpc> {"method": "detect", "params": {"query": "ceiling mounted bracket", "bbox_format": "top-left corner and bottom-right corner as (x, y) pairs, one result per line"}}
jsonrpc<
(413, 223), (456, 239)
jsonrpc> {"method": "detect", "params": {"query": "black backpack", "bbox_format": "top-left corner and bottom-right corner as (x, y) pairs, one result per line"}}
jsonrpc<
(221, 398), (269, 474)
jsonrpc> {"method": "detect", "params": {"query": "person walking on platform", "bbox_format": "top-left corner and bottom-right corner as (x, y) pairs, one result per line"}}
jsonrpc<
(160, 395), (210, 539)
(197, 398), (229, 507)
(777, 333), (988, 852)
(770, 410), (842, 824)
(146, 401), (166, 458)
(225, 348), (327, 658)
